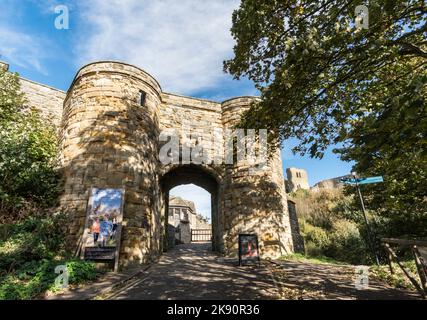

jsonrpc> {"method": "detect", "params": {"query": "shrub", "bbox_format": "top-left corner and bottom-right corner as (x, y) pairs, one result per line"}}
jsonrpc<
(0, 68), (60, 222)
(0, 112), (59, 212)
(0, 259), (98, 300)
(304, 241), (324, 257)
(300, 219), (331, 258)
(299, 217), (368, 264)
(66, 260), (98, 284)
(0, 214), (99, 300)
(0, 65), (99, 300)
(0, 214), (67, 274)
(300, 219), (331, 249)
(290, 189), (353, 229)
(325, 219), (367, 264)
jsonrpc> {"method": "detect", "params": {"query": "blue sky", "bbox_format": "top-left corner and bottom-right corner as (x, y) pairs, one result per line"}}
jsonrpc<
(1, 0), (353, 220)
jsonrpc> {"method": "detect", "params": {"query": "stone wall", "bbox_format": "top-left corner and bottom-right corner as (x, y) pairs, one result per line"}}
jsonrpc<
(221, 97), (293, 258)
(16, 60), (294, 267)
(311, 175), (350, 192)
(0, 61), (65, 126)
(159, 92), (223, 164)
(287, 200), (305, 253)
(0, 61), (8, 70)
(19, 78), (65, 126)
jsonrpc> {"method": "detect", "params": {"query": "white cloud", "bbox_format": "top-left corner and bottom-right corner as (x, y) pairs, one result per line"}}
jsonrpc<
(0, 0), (64, 75)
(169, 184), (211, 221)
(0, 28), (49, 74)
(75, 0), (240, 94)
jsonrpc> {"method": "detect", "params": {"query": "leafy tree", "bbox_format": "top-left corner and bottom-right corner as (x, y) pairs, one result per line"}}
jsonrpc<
(0, 67), (59, 216)
(225, 0), (425, 154)
(225, 0), (426, 237)
(0, 67), (24, 123)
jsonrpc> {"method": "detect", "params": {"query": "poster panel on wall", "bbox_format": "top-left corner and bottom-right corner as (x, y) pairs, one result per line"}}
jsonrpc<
(81, 188), (124, 271)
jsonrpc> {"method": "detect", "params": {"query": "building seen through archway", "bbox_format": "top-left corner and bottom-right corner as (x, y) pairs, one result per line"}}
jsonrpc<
(168, 188), (212, 246)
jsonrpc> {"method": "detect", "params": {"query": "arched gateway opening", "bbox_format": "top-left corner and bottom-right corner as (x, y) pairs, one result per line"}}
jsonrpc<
(160, 164), (222, 253)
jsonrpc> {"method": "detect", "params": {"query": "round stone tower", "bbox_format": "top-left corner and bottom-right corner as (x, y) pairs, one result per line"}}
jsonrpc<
(59, 61), (162, 266)
(221, 97), (293, 258)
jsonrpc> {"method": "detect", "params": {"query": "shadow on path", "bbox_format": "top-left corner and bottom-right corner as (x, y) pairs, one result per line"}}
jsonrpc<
(112, 243), (279, 300)
(272, 260), (420, 300)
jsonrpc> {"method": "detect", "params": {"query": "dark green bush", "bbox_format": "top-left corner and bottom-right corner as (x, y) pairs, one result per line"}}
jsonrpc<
(0, 214), (67, 274)
(324, 219), (368, 264)
(0, 68), (60, 222)
(0, 213), (99, 300)
(299, 217), (369, 264)
(300, 219), (331, 249)
(0, 66), (99, 300)
(0, 259), (98, 300)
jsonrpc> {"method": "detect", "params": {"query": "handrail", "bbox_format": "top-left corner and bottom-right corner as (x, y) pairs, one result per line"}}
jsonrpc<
(381, 238), (427, 247)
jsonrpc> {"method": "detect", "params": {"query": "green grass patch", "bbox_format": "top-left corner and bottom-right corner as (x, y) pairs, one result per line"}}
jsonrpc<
(370, 261), (418, 291)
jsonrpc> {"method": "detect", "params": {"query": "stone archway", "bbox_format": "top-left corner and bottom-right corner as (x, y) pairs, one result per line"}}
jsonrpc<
(58, 61), (295, 268)
(159, 164), (222, 252)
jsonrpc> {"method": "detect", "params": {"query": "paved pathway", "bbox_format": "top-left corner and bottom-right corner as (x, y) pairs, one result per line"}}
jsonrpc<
(110, 243), (279, 300)
(47, 243), (421, 300)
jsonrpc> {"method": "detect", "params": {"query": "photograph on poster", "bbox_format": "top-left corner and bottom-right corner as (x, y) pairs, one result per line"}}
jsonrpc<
(238, 234), (260, 266)
(84, 188), (123, 249)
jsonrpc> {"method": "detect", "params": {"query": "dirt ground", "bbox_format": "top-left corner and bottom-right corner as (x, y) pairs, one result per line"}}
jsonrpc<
(268, 259), (420, 300)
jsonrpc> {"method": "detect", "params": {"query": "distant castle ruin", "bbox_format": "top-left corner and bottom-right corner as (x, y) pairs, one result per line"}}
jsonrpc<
(285, 166), (350, 193)
(285, 167), (310, 192)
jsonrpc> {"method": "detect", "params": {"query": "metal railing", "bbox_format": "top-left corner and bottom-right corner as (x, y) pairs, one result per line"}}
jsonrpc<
(191, 229), (212, 242)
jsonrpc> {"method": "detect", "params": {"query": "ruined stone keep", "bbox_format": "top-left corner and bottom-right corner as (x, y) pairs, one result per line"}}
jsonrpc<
(7, 61), (295, 267)
(285, 167), (310, 193)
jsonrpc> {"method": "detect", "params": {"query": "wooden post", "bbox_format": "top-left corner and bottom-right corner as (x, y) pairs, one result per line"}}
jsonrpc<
(412, 245), (427, 297)
(383, 243), (425, 298)
(386, 248), (394, 274)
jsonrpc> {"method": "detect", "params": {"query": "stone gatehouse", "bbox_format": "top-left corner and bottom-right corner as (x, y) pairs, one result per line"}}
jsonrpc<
(6, 60), (295, 267)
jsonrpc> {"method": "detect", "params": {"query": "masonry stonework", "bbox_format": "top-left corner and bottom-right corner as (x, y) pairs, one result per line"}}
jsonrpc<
(18, 61), (294, 267)
(20, 78), (65, 126)
(286, 167), (310, 192)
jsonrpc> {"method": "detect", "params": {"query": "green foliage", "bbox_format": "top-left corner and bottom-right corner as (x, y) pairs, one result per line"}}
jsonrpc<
(371, 261), (418, 291)
(291, 189), (355, 229)
(65, 260), (99, 284)
(226, 0), (426, 240)
(0, 214), (98, 300)
(295, 189), (373, 264)
(300, 219), (331, 250)
(0, 63), (99, 300)
(225, 0), (425, 155)
(0, 214), (67, 273)
(0, 66), (60, 220)
(325, 219), (367, 264)
(0, 68), (24, 123)
(0, 259), (98, 300)
(300, 217), (369, 264)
